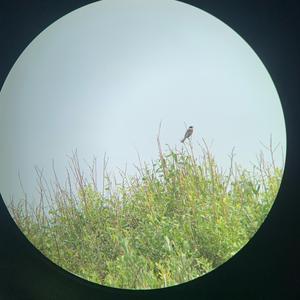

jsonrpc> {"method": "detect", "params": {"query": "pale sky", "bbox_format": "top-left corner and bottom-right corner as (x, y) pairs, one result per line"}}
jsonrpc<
(0, 0), (286, 205)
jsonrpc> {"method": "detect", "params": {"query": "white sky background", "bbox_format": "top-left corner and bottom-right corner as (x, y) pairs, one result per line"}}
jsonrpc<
(0, 0), (286, 205)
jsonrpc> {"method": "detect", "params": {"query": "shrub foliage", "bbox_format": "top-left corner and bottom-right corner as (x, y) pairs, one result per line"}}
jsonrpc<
(9, 139), (283, 289)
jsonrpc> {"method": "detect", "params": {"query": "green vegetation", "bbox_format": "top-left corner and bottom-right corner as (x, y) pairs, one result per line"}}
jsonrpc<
(9, 138), (283, 289)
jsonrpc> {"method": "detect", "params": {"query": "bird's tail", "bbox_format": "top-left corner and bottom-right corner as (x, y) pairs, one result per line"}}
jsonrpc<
(181, 138), (185, 143)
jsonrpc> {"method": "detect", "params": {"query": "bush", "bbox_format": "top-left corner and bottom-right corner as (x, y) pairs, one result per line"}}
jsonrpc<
(8, 138), (283, 289)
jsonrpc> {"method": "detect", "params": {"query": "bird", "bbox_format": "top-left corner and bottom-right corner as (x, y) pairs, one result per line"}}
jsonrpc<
(181, 126), (194, 143)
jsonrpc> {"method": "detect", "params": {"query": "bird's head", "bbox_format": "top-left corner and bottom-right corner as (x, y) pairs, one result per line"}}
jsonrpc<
(189, 126), (193, 129)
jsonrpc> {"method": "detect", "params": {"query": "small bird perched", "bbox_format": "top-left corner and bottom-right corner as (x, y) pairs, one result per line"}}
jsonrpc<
(181, 126), (194, 143)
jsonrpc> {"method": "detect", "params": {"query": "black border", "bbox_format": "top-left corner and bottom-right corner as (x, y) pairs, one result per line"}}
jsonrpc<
(1, 1), (300, 299)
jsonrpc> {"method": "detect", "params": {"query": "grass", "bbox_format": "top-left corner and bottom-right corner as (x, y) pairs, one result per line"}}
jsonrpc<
(8, 136), (283, 289)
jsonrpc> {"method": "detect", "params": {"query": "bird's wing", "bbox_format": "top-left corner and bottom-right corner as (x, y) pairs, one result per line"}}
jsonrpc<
(184, 129), (191, 139)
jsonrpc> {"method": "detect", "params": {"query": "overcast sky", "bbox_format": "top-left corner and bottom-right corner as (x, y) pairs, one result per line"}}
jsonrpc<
(0, 0), (286, 205)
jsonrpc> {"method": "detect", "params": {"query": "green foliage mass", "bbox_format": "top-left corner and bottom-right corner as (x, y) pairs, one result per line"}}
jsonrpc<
(9, 141), (283, 289)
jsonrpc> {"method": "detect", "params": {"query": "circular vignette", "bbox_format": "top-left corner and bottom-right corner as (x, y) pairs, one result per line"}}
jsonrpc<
(0, 0), (286, 290)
